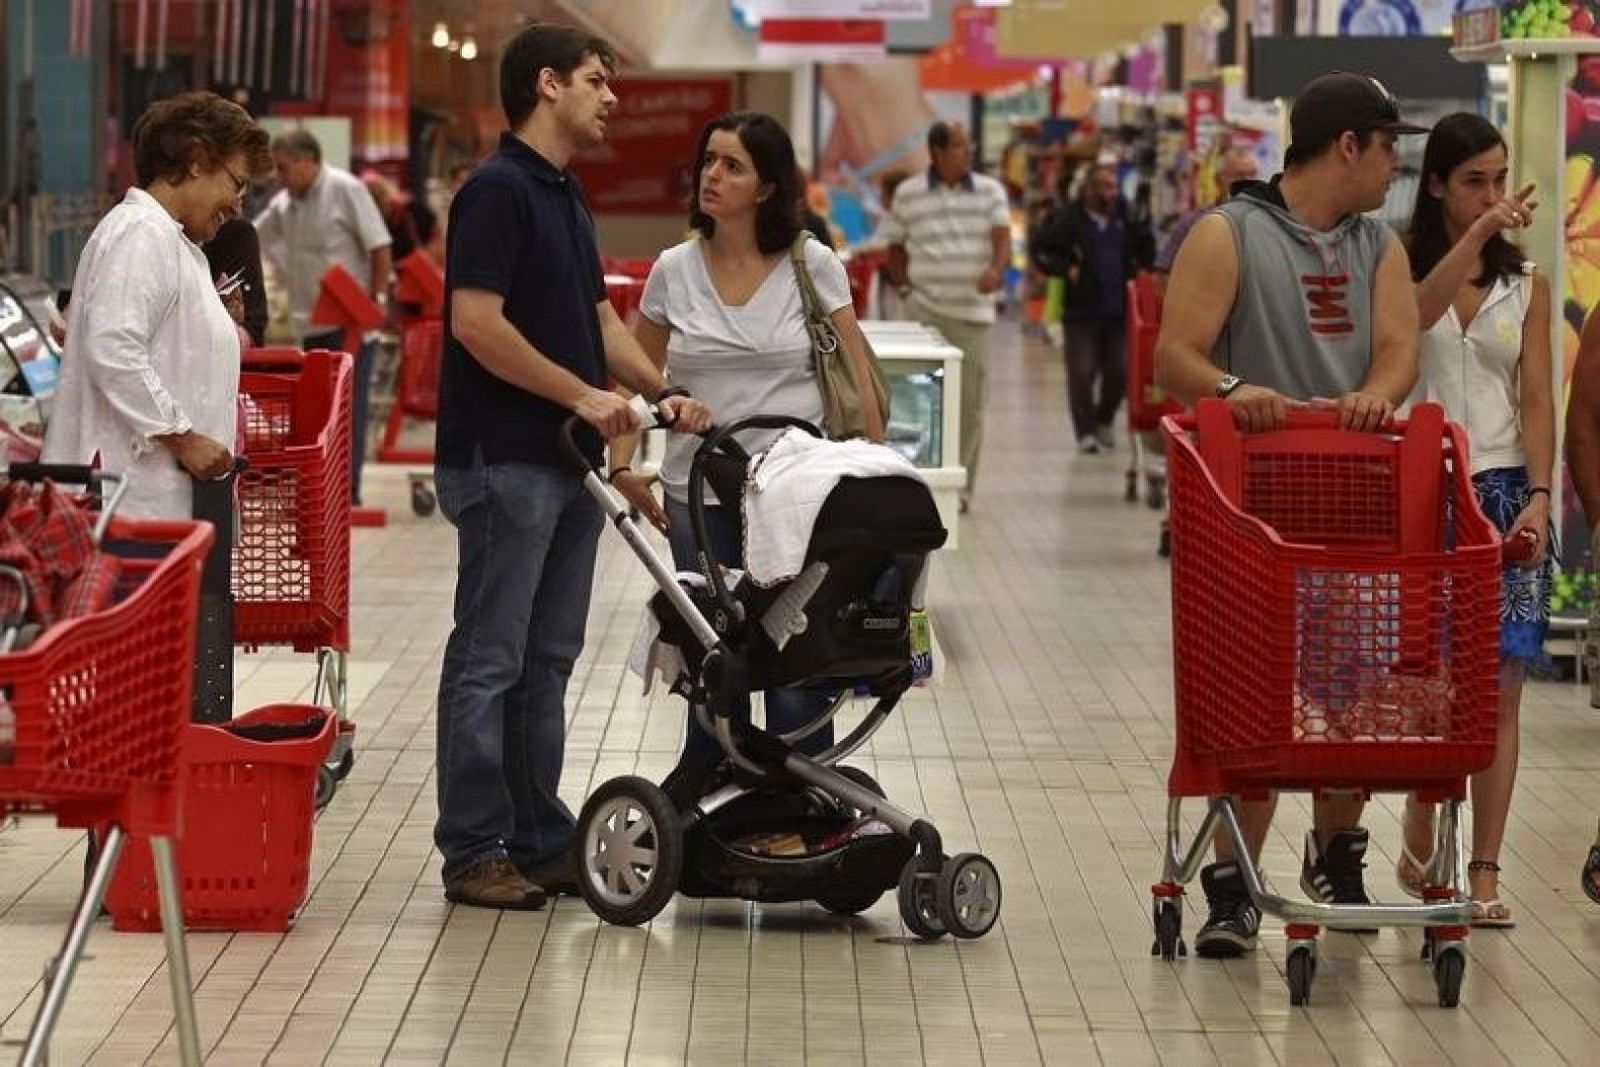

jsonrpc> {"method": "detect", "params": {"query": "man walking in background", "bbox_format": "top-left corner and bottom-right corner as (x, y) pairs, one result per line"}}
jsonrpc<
(883, 121), (1011, 512)
(1032, 163), (1154, 454)
(254, 128), (393, 506)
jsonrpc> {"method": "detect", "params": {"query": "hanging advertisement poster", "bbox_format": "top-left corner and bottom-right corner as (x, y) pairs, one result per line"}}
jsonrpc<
(569, 78), (734, 215)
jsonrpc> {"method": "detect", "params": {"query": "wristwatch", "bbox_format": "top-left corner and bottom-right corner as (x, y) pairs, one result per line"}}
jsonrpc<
(1214, 374), (1244, 399)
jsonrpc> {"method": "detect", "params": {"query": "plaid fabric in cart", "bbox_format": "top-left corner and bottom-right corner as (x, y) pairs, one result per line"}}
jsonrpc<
(0, 478), (120, 627)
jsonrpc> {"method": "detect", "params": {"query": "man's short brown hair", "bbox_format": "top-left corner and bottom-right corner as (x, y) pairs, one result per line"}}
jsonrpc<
(132, 91), (271, 188)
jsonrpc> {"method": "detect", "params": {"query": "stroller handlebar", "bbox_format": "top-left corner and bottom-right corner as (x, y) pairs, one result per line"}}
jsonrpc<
(558, 395), (684, 474)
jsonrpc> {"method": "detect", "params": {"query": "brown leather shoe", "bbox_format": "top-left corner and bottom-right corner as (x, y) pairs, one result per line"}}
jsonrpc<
(445, 858), (547, 910)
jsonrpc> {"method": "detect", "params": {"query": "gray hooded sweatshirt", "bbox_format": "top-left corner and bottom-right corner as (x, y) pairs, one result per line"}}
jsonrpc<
(1209, 178), (1393, 401)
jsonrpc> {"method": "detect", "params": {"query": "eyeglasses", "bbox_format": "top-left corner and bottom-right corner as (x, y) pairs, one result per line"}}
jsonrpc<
(222, 163), (249, 199)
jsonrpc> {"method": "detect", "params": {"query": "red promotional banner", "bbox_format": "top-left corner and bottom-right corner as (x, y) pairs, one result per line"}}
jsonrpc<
(571, 78), (736, 215)
(759, 18), (887, 61)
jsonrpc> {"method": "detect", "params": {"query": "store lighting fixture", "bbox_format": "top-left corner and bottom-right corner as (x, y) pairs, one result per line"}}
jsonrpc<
(461, 37), (478, 61)
(432, 21), (449, 49)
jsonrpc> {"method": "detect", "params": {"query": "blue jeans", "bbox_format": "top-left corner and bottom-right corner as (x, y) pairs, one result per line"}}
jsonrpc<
(433, 456), (603, 879)
(664, 497), (834, 762)
(304, 329), (376, 506)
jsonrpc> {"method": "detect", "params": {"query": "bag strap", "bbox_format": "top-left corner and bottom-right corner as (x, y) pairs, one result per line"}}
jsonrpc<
(789, 234), (826, 325)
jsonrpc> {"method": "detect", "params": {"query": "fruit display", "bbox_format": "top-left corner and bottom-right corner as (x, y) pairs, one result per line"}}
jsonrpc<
(1499, 0), (1600, 38)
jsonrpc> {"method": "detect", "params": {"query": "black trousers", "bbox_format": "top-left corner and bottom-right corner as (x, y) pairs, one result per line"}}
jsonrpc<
(1063, 317), (1127, 441)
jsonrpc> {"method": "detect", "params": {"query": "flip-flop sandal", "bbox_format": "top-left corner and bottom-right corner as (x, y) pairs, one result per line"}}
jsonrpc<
(1583, 845), (1600, 905)
(1470, 899), (1515, 928)
(1395, 843), (1432, 900)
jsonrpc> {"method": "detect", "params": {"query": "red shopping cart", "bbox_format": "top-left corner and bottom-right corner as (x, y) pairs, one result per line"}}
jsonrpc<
(1124, 272), (1180, 506)
(236, 348), (355, 807)
(378, 318), (444, 516)
(1152, 401), (1504, 1008)
(0, 482), (211, 1065)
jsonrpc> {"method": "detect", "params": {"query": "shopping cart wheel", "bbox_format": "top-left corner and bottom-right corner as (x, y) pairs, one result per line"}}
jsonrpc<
(1156, 524), (1172, 559)
(334, 748), (355, 782)
(1145, 476), (1171, 511)
(1286, 944), (1317, 1006)
(897, 857), (947, 940)
(314, 765), (338, 810)
(576, 776), (683, 927)
(1123, 470), (1139, 503)
(1150, 898), (1186, 960)
(1433, 945), (1466, 1008)
(410, 481), (437, 517)
(933, 853), (1001, 939)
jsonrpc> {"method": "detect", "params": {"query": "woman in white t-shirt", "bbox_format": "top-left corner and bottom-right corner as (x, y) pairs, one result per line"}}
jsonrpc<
(608, 111), (883, 779)
(1397, 113), (1553, 929)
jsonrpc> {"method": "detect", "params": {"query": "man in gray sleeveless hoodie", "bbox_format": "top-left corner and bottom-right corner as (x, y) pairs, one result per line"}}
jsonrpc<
(1155, 72), (1425, 958)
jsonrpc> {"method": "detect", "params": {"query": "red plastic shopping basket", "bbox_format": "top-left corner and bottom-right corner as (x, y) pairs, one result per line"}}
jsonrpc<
(1161, 401), (1502, 799)
(234, 349), (352, 652)
(0, 518), (212, 833)
(1126, 272), (1181, 434)
(105, 703), (336, 932)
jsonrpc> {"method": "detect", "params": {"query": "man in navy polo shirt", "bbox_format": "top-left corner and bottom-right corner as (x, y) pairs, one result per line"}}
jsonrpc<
(435, 23), (710, 910)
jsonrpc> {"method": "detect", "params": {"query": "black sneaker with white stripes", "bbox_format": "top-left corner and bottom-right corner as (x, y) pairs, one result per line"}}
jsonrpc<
(1300, 828), (1377, 932)
(1195, 861), (1260, 958)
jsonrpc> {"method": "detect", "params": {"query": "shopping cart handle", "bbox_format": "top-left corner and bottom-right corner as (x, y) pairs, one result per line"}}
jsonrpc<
(8, 462), (100, 484)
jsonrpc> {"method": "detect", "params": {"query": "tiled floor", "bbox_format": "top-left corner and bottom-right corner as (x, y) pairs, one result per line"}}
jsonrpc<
(4, 324), (1600, 1065)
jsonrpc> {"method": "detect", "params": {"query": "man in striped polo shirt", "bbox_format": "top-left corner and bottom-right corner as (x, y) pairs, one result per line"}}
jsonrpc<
(883, 121), (1012, 509)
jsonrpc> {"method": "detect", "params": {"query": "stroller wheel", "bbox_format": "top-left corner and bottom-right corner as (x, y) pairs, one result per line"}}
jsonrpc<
(934, 853), (1002, 939)
(831, 765), (885, 813)
(816, 766), (890, 916)
(898, 858), (947, 940)
(576, 776), (683, 926)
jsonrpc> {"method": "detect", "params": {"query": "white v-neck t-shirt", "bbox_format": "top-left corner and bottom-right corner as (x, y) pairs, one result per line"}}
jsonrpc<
(640, 235), (851, 503)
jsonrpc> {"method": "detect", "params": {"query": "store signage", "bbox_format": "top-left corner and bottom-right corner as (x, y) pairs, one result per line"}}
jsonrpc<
(758, 18), (888, 61)
(738, 0), (930, 18)
(1186, 84), (1225, 153)
(570, 78), (735, 215)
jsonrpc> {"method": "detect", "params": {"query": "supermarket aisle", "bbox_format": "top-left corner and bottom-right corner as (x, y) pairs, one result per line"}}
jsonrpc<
(2, 322), (1599, 1065)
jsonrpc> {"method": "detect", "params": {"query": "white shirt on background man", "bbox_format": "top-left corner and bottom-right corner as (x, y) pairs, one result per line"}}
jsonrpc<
(880, 168), (1010, 325)
(253, 164), (391, 338)
(43, 187), (240, 519)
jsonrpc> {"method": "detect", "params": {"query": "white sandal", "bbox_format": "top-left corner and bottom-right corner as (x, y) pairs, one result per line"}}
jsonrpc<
(1395, 843), (1433, 900)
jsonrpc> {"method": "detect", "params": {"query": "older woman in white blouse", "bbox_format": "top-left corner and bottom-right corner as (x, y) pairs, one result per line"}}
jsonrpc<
(43, 91), (270, 519)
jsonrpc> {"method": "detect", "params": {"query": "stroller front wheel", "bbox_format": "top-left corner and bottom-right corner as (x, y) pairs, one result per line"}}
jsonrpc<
(576, 776), (683, 926)
(898, 858), (947, 940)
(935, 853), (1002, 938)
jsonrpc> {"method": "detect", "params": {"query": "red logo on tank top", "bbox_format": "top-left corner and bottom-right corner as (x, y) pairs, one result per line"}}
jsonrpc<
(1301, 272), (1355, 336)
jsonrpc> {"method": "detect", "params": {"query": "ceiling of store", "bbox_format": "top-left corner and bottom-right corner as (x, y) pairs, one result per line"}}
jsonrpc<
(410, 0), (1224, 68)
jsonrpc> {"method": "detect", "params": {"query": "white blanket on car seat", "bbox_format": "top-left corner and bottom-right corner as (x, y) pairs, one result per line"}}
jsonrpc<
(741, 429), (924, 586)
(627, 570), (737, 695)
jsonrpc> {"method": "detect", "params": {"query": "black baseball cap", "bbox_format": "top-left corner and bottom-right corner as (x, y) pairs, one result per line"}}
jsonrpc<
(1287, 72), (1427, 163)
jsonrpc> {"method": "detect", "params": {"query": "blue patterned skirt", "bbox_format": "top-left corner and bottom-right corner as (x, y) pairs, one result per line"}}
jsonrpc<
(1472, 467), (1554, 664)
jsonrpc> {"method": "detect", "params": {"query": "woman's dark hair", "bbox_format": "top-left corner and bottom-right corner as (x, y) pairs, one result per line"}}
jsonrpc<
(687, 111), (802, 255)
(499, 23), (617, 129)
(132, 91), (270, 188)
(1406, 112), (1523, 286)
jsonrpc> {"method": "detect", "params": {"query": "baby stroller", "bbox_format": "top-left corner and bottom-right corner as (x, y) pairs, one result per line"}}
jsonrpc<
(559, 410), (1003, 940)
